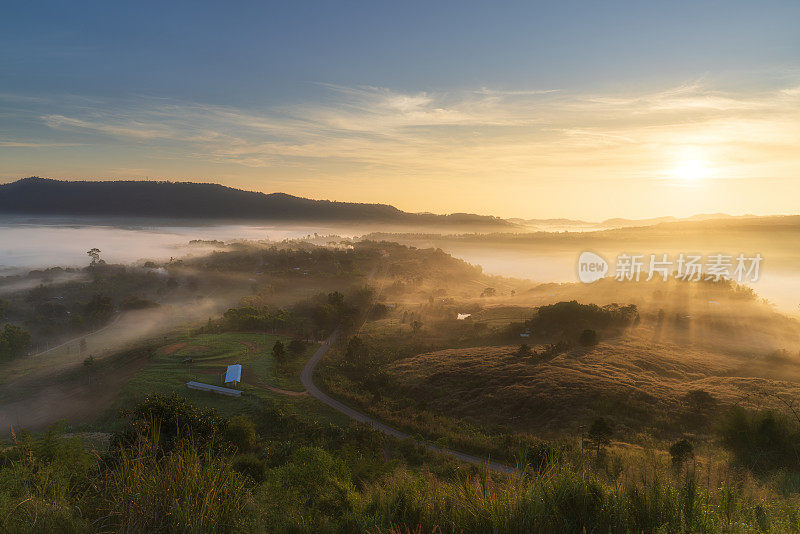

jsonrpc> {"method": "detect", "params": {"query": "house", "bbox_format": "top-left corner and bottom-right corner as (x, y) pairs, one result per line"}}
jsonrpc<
(223, 364), (242, 387)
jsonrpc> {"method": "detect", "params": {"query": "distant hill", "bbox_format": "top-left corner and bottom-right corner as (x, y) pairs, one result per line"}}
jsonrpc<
(0, 177), (513, 228)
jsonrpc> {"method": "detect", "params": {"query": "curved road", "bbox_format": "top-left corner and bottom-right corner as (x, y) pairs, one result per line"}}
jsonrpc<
(300, 331), (519, 477)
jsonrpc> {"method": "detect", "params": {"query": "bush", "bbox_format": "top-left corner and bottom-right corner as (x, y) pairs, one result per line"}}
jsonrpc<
(115, 394), (223, 452)
(720, 407), (800, 473)
(226, 415), (259, 453)
(272, 340), (286, 363)
(669, 439), (694, 467)
(232, 454), (265, 483)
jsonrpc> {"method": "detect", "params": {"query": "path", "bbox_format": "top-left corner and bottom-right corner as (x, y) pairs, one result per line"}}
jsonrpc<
(300, 331), (519, 476)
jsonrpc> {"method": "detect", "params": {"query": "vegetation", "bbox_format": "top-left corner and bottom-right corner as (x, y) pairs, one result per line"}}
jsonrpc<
(0, 323), (31, 360)
(5, 237), (800, 532)
(5, 396), (800, 533)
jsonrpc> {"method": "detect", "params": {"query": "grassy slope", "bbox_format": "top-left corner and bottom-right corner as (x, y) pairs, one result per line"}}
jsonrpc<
(386, 330), (800, 439)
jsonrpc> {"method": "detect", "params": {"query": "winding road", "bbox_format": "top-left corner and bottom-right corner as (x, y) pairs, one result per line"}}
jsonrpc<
(300, 331), (519, 476)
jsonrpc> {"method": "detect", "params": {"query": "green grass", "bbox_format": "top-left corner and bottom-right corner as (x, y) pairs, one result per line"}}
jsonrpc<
(105, 332), (320, 421)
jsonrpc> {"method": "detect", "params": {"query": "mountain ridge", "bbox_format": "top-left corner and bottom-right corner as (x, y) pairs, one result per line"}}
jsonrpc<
(0, 177), (513, 228)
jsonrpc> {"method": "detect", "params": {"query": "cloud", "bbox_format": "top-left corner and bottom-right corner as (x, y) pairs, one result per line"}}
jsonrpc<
(12, 79), (799, 187)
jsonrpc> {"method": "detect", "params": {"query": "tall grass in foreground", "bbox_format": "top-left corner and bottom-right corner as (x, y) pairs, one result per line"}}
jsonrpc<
(0, 426), (249, 534)
(348, 464), (800, 533)
(95, 426), (249, 533)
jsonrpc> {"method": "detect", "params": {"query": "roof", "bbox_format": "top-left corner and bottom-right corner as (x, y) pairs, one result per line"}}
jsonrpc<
(186, 381), (241, 397)
(224, 364), (242, 383)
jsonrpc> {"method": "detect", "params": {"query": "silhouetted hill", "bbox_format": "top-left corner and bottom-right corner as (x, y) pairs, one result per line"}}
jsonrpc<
(0, 178), (513, 227)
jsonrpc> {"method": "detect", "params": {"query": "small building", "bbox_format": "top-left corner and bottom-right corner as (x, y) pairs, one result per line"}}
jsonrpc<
(224, 364), (242, 387)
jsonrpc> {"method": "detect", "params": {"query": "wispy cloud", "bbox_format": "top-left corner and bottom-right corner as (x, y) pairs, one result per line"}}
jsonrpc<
(5, 80), (799, 188)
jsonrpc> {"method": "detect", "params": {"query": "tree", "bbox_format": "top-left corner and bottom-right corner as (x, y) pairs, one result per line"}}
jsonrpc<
(0, 299), (7, 322)
(86, 247), (102, 265)
(84, 294), (114, 326)
(0, 324), (31, 360)
(588, 417), (613, 455)
(578, 329), (599, 346)
(288, 338), (306, 357)
(272, 340), (286, 363)
(480, 287), (496, 298)
(669, 438), (694, 467)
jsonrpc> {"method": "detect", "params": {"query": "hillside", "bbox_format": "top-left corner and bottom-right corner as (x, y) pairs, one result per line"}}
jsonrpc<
(386, 333), (800, 438)
(0, 177), (513, 227)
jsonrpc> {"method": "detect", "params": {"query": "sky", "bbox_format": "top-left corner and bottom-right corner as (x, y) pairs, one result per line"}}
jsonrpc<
(1, 0), (799, 220)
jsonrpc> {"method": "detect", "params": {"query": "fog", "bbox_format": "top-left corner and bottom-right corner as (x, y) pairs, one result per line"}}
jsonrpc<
(2, 216), (799, 313)
(0, 216), (354, 271)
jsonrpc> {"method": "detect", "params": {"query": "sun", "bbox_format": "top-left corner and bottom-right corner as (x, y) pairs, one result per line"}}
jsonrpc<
(671, 156), (712, 183)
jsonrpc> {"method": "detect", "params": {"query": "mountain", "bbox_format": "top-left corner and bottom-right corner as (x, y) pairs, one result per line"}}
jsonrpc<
(0, 177), (513, 228)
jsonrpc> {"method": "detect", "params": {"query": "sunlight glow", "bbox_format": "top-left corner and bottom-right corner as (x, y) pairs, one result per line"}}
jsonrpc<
(672, 159), (711, 182)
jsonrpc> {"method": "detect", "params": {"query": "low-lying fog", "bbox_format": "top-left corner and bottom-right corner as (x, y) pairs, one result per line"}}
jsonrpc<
(2, 216), (798, 313)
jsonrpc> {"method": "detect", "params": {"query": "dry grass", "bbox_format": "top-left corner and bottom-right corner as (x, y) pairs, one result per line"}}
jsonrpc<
(386, 331), (800, 438)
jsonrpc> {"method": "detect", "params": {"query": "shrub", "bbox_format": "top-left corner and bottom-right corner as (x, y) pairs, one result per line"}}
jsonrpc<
(720, 407), (800, 473)
(115, 394), (223, 452)
(232, 454), (265, 483)
(272, 340), (286, 363)
(226, 415), (259, 453)
(669, 439), (694, 467)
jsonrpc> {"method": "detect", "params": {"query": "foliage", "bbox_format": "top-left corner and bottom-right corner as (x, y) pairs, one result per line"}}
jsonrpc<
(114, 393), (224, 452)
(669, 439), (694, 467)
(720, 407), (800, 473)
(272, 340), (286, 363)
(527, 301), (638, 340)
(84, 293), (114, 326)
(226, 415), (260, 453)
(0, 323), (32, 360)
(588, 417), (613, 450)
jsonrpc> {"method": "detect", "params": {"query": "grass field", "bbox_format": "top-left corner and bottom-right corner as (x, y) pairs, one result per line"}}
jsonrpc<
(103, 332), (323, 422)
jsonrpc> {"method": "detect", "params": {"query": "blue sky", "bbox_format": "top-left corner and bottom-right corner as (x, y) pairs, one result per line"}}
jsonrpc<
(2, 1), (800, 218)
